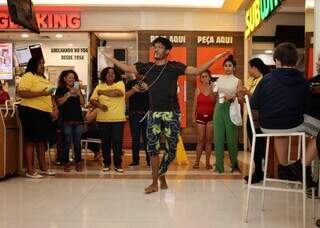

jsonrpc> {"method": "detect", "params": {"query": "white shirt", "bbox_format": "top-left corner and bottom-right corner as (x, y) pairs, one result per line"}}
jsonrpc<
(216, 75), (239, 97)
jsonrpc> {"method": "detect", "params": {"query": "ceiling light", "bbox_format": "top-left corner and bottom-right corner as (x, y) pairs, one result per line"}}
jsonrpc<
(0, 0), (225, 8)
(265, 50), (273, 54)
(55, 34), (63, 38)
(21, 34), (29, 38)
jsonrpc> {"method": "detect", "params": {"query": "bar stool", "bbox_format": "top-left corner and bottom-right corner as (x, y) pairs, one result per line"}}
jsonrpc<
(243, 95), (307, 228)
(81, 137), (101, 166)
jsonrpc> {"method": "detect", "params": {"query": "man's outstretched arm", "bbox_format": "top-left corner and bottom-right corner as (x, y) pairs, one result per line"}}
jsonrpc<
(184, 51), (230, 75)
(105, 55), (138, 74)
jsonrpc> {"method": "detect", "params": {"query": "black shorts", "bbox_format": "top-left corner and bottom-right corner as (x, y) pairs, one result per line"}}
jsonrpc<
(18, 105), (53, 143)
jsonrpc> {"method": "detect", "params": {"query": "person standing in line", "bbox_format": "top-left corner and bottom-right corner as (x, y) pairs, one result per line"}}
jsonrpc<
(239, 58), (270, 183)
(55, 70), (85, 172)
(18, 57), (58, 178)
(105, 36), (229, 194)
(126, 64), (150, 167)
(192, 70), (215, 169)
(90, 67), (126, 173)
(214, 55), (243, 173)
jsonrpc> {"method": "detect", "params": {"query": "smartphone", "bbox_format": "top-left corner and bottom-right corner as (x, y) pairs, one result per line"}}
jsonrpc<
(73, 81), (80, 89)
(47, 86), (57, 95)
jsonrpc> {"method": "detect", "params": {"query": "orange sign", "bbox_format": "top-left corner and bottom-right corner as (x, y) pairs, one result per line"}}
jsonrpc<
(149, 47), (187, 128)
(0, 12), (81, 29)
(196, 47), (234, 86)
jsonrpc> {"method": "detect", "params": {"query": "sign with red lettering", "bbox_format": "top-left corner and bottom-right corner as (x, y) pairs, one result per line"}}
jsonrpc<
(0, 12), (81, 30)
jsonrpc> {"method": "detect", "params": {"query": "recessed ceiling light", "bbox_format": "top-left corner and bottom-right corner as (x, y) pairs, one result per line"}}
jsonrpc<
(56, 34), (63, 38)
(265, 50), (273, 54)
(21, 34), (29, 38)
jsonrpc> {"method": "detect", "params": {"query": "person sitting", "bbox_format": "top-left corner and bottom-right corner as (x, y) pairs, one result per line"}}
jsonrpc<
(250, 42), (319, 187)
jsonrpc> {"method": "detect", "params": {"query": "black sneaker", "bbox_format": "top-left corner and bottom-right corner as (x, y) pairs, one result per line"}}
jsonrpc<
(285, 160), (316, 188)
(128, 162), (139, 167)
(244, 172), (263, 184)
(316, 219), (320, 227)
(278, 164), (290, 180)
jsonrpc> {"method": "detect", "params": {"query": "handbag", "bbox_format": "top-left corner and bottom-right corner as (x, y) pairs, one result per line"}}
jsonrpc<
(229, 97), (242, 126)
(85, 108), (97, 122)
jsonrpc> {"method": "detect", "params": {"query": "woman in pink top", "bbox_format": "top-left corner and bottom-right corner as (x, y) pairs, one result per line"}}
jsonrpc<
(192, 70), (216, 169)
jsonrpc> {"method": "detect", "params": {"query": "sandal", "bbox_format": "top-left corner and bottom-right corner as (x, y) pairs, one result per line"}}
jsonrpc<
(206, 164), (213, 169)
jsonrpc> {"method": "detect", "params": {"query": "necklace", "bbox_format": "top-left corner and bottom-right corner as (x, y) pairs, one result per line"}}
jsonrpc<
(137, 61), (168, 92)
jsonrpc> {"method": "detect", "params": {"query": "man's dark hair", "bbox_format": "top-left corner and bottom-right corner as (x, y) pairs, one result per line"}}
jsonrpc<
(152, 36), (173, 50)
(100, 67), (122, 83)
(223, 55), (237, 67)
(58, 70), (80, 87)
(25, 57), (44, 76)
(249, 58), (270, 76)
(273, 42), (298, 67)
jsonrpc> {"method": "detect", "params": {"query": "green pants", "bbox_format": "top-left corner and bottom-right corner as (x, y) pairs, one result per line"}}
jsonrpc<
(213, 102), (238, 173)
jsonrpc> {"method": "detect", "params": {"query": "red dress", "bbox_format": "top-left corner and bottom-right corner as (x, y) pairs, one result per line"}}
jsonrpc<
(196, 92), (215, 124)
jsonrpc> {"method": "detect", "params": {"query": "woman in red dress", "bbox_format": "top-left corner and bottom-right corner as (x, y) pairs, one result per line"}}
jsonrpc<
(192, 70), (216, 169)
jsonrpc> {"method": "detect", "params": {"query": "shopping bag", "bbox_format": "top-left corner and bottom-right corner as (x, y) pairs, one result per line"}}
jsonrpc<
(229, 97), (242, 126)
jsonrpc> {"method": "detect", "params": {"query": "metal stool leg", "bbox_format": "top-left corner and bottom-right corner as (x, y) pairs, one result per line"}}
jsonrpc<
(262, 136), (270, 211)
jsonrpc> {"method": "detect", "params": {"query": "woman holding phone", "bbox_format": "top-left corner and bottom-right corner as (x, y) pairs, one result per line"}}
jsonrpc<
(55, 70), (85, 172)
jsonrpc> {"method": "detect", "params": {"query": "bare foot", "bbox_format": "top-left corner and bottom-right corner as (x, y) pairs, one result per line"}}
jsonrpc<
(144, 184), (158, 194)
(159, 176), (168, 190)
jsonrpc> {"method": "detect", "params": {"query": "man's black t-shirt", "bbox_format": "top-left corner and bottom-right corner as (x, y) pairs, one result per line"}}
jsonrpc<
(136, 61), (187, 111)
(125, 79), (149, 113)
(55, 86), (83, 122)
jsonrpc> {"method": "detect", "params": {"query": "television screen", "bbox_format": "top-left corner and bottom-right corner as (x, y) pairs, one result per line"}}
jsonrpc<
(0, 43), (13, 80)
(15, 47), (32, 66)
(7, 0), (40, 34)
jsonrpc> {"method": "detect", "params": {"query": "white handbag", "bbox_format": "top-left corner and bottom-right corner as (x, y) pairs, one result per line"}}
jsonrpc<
(229, 97), (242, 126)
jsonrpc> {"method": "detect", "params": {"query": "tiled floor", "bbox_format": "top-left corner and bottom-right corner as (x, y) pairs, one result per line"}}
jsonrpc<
(0, 151), (317, 228)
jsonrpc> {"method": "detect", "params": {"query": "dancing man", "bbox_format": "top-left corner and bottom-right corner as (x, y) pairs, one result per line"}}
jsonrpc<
(105, 36), (229, 194)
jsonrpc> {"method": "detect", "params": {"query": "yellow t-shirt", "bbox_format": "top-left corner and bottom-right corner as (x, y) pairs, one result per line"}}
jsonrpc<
(18, 72), (53, 113)
(247, 75), (263, 94)
(90, 81), (126, 122)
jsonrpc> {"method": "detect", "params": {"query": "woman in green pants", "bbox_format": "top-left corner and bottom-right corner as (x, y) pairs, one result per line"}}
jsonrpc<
(214, 55), (243, 173)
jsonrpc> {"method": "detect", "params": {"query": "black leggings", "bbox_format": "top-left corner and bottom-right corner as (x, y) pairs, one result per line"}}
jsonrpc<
(247, 119), (266, 174)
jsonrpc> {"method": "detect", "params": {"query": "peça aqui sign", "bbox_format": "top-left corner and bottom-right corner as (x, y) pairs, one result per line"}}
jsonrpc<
(245, 0), (283, 38)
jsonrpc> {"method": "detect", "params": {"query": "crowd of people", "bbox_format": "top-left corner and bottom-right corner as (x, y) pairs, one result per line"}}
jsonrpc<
(14, 37), (320, 199)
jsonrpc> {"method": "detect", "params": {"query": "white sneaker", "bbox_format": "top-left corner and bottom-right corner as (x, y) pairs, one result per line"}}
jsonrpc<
(25, 172), (43, 179)
(115, 167), (124, 173)
(102, 166), (110, 172)
(39, 170), (56, 176)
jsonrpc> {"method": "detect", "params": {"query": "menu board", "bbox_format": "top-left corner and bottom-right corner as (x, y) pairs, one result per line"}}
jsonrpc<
(0, 43), (13, 80)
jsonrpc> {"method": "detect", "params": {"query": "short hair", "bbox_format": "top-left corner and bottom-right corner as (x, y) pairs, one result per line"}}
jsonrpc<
(100, 67), (122, 83)
(223, 55), (236, 67)
(249, 58), (270, 76)
(152, 36), (173, 50)
(58, 70), (79, 87)
(25, 57), (44, 75)
(273, 42), (298, 67)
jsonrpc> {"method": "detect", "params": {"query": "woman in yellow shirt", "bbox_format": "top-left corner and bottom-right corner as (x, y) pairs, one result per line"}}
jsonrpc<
(90, 67), (126, 173)
(239, 58), (270, 183)
(18, 57), (58, 178)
